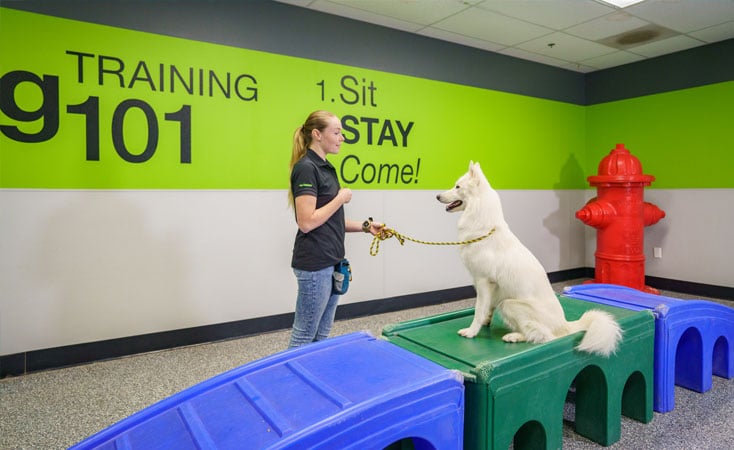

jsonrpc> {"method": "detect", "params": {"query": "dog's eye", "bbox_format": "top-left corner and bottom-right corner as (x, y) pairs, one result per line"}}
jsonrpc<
(455, 185), (460, 189)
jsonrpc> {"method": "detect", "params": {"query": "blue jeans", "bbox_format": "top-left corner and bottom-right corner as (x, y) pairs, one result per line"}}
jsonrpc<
(288, 266), (340, 348)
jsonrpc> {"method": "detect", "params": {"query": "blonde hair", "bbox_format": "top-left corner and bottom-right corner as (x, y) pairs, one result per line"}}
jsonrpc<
(288, 110), (337, 207)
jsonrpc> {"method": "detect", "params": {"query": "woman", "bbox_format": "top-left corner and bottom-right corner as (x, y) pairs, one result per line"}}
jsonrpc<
(288, 110), (383, 348)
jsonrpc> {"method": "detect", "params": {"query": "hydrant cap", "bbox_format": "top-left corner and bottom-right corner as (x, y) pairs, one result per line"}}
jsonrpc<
(588, 143), (655, 185)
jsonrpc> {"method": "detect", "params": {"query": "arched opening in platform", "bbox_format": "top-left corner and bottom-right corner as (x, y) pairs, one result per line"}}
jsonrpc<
(567, 365), (609, 442)
(574, 365), (609, 436)
(675, 327), (704, 391)
(621, 370), (648, 421)
(712, 335), (731, 378)
(383, 437), (435, 450)
(512, 420), (546, 450)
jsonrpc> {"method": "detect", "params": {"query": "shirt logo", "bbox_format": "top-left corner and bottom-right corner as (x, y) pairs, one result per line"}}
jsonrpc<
(298, 183), (313, 188)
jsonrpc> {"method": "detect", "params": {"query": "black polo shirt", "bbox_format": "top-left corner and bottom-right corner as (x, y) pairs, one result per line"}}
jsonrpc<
(291, 149), (345, 271)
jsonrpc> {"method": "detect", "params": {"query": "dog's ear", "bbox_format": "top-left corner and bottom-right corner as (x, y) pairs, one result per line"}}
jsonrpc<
(469, 161), (482, 178)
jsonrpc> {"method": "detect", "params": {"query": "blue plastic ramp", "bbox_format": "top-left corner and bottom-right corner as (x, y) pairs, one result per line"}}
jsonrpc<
(564, 284), (734, 413)
(69, 331), (464, 449)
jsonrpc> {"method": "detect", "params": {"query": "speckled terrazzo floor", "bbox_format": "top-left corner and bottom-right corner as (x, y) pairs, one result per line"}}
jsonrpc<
(1, 280), (732, 449)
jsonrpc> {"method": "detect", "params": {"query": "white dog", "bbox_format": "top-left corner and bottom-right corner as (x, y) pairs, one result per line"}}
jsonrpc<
(437, 161), (621, 357)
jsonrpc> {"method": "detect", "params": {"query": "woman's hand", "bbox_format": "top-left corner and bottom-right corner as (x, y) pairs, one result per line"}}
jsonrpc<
(338, 188), (352, 205)
(364, 219), (385, 236)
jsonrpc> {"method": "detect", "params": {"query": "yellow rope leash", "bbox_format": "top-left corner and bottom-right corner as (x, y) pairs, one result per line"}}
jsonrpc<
(369, 227), (496, 256)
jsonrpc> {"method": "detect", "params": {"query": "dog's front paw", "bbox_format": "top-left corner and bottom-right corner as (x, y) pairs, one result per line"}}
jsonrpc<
(458, 327), (479, 338)
(502, 332), (526, 343)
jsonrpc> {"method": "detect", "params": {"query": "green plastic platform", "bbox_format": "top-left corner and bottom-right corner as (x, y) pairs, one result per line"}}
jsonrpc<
(382, 296), (655, 450)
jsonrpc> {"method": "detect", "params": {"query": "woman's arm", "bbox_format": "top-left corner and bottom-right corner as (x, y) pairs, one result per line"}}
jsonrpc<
(294, 188), (351, 233)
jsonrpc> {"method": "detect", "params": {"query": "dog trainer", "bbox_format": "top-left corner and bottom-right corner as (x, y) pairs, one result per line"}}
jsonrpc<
(288, 110), (383, 348)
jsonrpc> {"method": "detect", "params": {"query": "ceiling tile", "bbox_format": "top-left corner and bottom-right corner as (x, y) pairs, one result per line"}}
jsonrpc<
(477, 0), (614, 30)
(499, 46), (573, 68)
(275, 0), (734, 73)
(581, 49), (646, 69)
(418, 27), (507, 52)
(308, 0), (424, 32)
(433, 6), (553, 46)
(317, 0), (471, 26)
(627, 0), (734, 33)
(276, 0), (316, 5)
(565, 11), (650, 40)
(628, 34), (707, 57)
(516, 31), (618, 61)
(559, 62), (597, 72)
(688, 20), (734, 42)
(596, 24), (679, 50)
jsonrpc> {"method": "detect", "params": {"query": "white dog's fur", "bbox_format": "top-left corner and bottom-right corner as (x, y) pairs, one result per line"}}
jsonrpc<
(437, 161), (621, 357)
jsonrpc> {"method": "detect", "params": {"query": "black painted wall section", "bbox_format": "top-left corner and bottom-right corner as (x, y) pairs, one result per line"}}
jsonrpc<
(7, 1), (731, 106)
(3, 0), (585, 103)
(586, 38), (734, 104)
(6, 1), (733, 107)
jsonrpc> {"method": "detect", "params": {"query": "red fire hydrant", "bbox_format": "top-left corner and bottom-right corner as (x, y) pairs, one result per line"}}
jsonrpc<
(576, 144), (665, 294)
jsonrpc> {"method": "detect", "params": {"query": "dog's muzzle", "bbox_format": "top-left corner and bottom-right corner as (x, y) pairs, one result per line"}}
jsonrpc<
(445, 200), (463, 211)
(437, 193), (463, 212)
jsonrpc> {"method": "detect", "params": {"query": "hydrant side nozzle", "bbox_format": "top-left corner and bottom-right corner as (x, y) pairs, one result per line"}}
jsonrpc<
(643, 202), (666, 226)
(575, 208), (592, 223)
(575, 199), (616, 228)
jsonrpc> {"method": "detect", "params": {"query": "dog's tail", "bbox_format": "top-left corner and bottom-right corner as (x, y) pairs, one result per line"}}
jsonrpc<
(568, 310), (622, 357)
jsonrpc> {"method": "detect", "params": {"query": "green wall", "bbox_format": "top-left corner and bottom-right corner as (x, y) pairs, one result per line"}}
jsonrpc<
(1, 8), (731, 191)
(0, 8), (585, 190)
(586, 81), (734, 189)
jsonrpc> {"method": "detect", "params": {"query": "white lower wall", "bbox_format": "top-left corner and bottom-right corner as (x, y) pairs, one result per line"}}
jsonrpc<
(1, 188), (729, 355)
(639, 189), (732, 286)
(582, 189), (734, 288)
